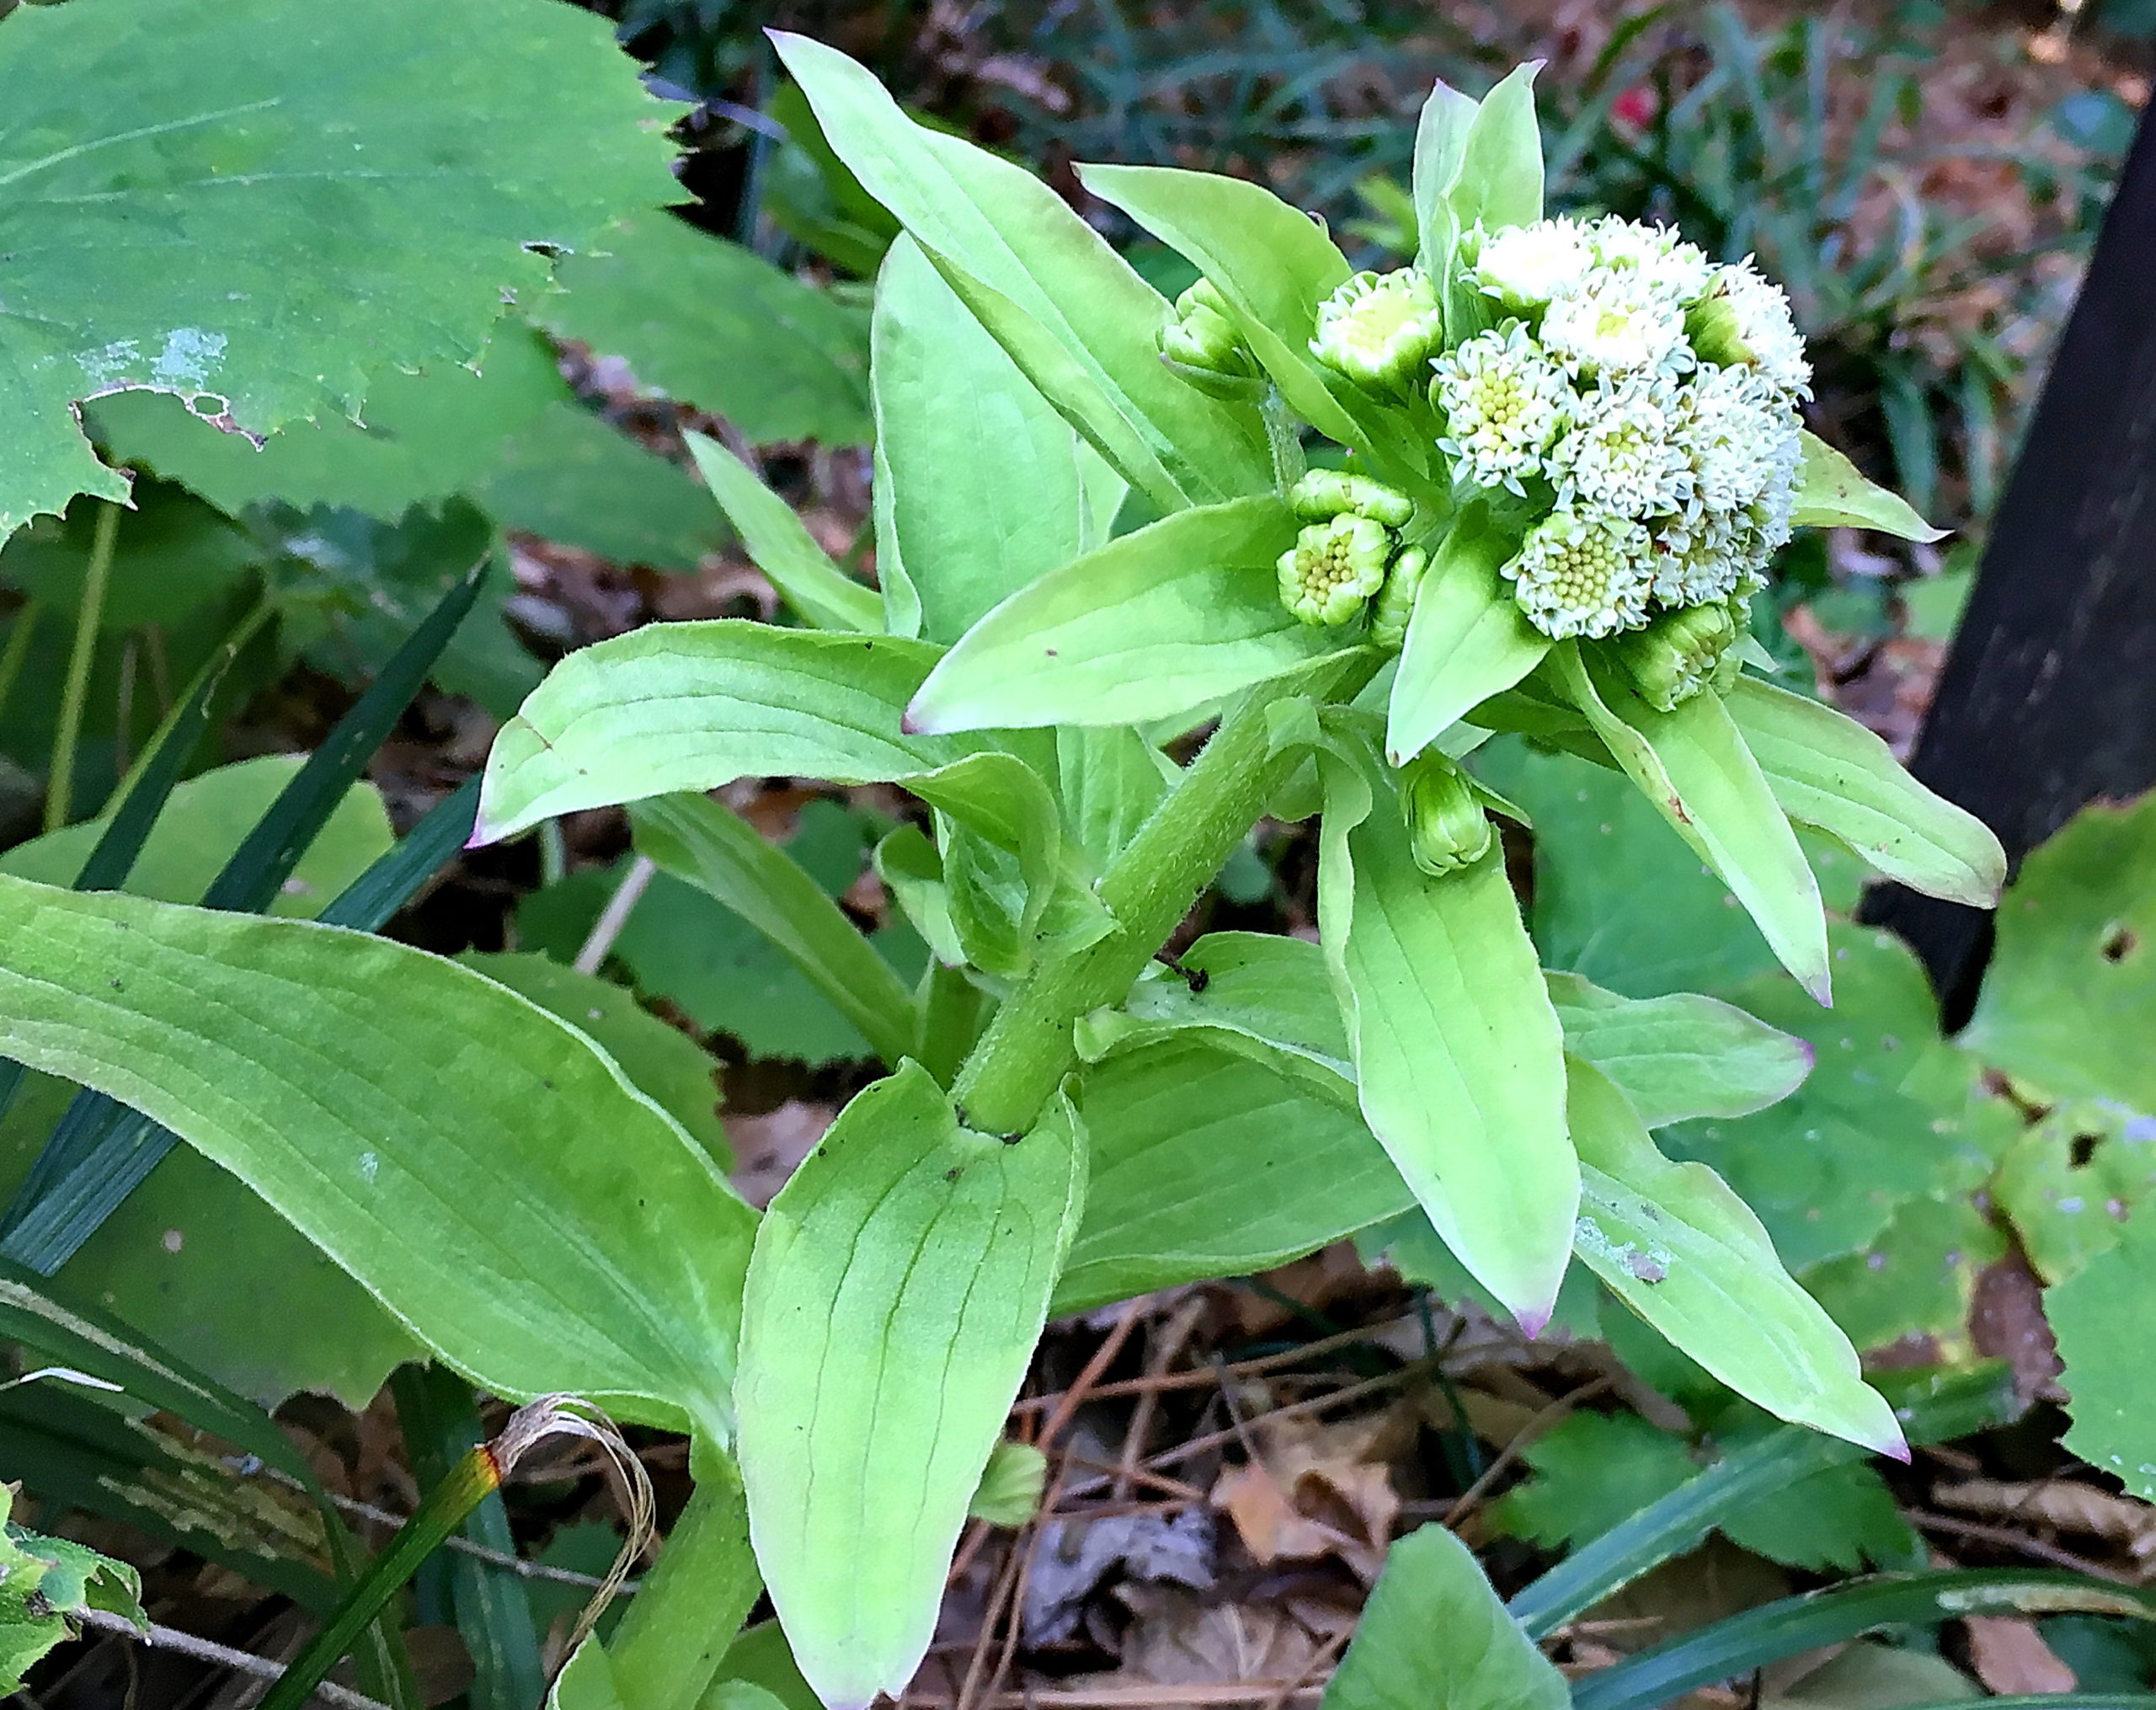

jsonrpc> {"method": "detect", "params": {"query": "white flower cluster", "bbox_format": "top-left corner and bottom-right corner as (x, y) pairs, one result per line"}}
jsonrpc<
(1428, 214), (1809, 640)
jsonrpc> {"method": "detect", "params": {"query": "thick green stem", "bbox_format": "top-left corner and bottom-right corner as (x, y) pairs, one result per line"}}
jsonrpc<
(951, 654), (1378, 1135)
(46, 500), (121, 831)
(606, 1444), (758, 1710)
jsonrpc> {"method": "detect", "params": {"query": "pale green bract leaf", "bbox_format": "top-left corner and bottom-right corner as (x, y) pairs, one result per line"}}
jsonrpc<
(1075, 163), (1412, 469)
(871, 237), (1122, 646)
(1317, 740), (1577, 1328)
(630, 794), (919, 1071)
(1388, 523), (1550, 765)
(0, 876), (754, 1436)
(737, 1063), (1086, 1710)
(0, 0), (680, 533)
(769, 32), (1271, 512)
(1055, 1037), (1410, 1315)
(1565, 1058), (1904, 1456)
(905, 496), (1336, 734)
(1056, 726), (1171, 873)
(1558, 646), (1830, 1003)
(474, 623), (990, 842)
(1725, 676), (2004, 907)
(1544, 972), (1811, 1128)
(1412, 80), (1480, 277)
(1961, 790), (2156, 1113)
(536, 212), (872, 447)
(1448, 63), (1545, 237)
(683, 433), (883, 633)
(1322, 1524), (1567, 1710)
(1790, 433), (1945, 542)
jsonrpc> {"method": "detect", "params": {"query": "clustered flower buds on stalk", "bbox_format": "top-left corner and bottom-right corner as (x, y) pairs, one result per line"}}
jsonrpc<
(1289, 212), (1813, 697)
(1277, 468), (1419, 628)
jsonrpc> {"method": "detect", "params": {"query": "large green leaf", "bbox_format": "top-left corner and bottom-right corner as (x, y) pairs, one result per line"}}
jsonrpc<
(905, 496), (1335, 734)
(1725, 676), (2004, 908)
(1388, 518), (1550, 766)
(871, 237), (1122, 645)
(0, 0), (678, 533)
(0, 478), (257, 633)
(476, 623), (995, 842)
(737, 1064), (1085, 1710)
(1054, 1036), (1408, 1315)
(769, 32), (1271, 512)
(1566, 1059), (1902, 1453)
(1323, 1524), (1567, 1710)
(1317, 740), (1576, 1328)
(88, 325), (572, 521)
(1558, 647), (1830, 1002)
(537, 212), (871, 447)
(1962, 789), (2156, 1112)
(0, 876), (755, 1434)
(2050, 1210), (2156, 1500)
(0, 1482), (144, 1691)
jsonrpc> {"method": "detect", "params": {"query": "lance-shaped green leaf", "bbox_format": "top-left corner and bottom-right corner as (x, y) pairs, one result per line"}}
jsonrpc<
(1323, 1524), (1568, 1710)
(1388, 515), (1549, 765)
(629, 794), (917, 1071)
(872, 237), (1123, 646)
(1545, 973), (1810, 1128)
(736, 1063), (1086, 1710)
(771, 32), (1270, 512)
(1056, 726), (1171, 873)
(0, 0), (679, 533)
(1317, 738), (1576, 1329)
(683, 434), (883, 633)
(1412, 79), (1481, 276)
(477, 623), (989, 842)
(1075, 164), (1417, 473)
(1790, 433), (1945, 542)
(1557, 646), (1831, 1002)
(1056, 1037), (1409, 1315)
(1566, 1057), (1903, 1455)
(0, 875), (754, 1436)
(906, 496), (1336, 734)
(1724, 675), (2004, 907)
(1449, 63), (1545, 236)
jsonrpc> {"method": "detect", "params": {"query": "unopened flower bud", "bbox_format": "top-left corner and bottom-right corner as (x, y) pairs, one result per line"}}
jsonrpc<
(1160, 279), (1257, 393)
(1310, 268), (1443, 389)
(1401, 754), (1495, 877)
(1369, 547), (1427, 651)
(1611, 599), (1738, 711)
(1289, 468), (1414, 527)
(1278, 513), (1392, 627)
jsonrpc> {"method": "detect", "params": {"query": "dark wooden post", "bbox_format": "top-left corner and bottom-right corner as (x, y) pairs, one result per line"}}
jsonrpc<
(1865, 104), (2156, 1025)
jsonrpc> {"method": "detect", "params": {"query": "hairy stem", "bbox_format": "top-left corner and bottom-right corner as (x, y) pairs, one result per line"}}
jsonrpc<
(952, 653), (1378, 1135)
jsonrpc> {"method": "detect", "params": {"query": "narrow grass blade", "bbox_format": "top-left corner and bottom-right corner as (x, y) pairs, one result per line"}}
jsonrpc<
(1572, 1570), (2156, 1710)
(200, 556), (487, 914)
(1510, 1365), (2015, 1635)
(318, 776), (479, 932)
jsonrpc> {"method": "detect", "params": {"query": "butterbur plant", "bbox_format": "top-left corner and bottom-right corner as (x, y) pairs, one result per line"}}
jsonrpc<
(0, 32), (2010, 1710)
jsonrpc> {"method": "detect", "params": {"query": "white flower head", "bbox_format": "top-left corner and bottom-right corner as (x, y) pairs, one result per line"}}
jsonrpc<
(1704, 260), (1811, 397)
(1311, 268), (1444, 388)
(1551, 372), (1694, 519)
(1647, 503), (1747, 607)
(1470, 216), (1596, 309)
(1432, 323), (1572, 495)
(1540, 273), (1691, 377)
(1584, 214), (1715, 303)
(1505, 510), (1655, 638)
(1680, 362), (1795, 512)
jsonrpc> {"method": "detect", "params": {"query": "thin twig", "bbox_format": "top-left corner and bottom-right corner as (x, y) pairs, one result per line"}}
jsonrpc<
(74, 1610), (391, 1710)
(1115, 1297), (1208, 1501)
(1908, 1510), (2139, 1584)
(1010, 1323), (1405, 1416)
(1442, 1376), (1613, 1528)
(1144, 1355), (1444, 1476)
(574, 854), (657, 973)
(271, 1477), (635, 1592)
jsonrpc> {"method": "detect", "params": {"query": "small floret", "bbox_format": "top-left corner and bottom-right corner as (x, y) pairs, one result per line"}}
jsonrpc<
(1278, 514), (1393, 626)
(1470, 217), (1595, 309)
(1311, 268), (1444, 388)
(1540, 274), (1690, 377)
(1431, 324), (1571, 495)
(1505, 510), (1654, 639)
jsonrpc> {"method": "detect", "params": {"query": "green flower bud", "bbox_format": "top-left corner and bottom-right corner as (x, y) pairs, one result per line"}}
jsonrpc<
(1289, 468), (1415, 527)
(1278, 513), (1392, 627)
(1684, 278), (1755, 372)
(1310, 268), (1443, 389)
(1710, 593), (1753, 694)
(1611, 599), (1739, 711)
(1401, 753), (1494, 877)
(1369, 546), (1427, 651)
(1160, 278), (1257, 394)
